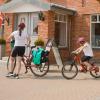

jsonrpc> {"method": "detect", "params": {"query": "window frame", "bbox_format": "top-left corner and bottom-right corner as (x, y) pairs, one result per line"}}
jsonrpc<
(90, 14), (100, 48)
(54, 13), (68, 48)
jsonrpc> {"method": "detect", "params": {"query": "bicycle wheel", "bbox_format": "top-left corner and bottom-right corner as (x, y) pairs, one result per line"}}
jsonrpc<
(62, 63), (78, 79)
(7, 55), (16, 73)
(30, 61), (49, 77)
(90, 65), (100, 78)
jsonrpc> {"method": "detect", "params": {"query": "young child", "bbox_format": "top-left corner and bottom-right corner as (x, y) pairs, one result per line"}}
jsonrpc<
(73, 37), (93, 72)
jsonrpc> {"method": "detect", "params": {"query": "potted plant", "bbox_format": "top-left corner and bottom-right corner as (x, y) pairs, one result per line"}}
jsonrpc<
(0, 38), (6, 44)
(34, 38), (44, 47)
(38, 11), (45, 21)
(0, 38), (6, 59)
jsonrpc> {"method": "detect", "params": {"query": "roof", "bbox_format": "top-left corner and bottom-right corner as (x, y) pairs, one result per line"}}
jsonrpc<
(0, 0), (50, 13)
(0, 0), (76, 15)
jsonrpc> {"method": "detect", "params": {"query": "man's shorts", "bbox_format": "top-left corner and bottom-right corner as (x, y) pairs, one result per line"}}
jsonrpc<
(81, 56), (92, 62)
(11, 46), (25, 57)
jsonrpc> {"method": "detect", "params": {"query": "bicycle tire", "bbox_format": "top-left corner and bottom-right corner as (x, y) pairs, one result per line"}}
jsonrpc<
(21, 56), (29, 74)
(7, 55), (16, 73)
(90, 65), (100, 78)
(62, 63), (78, 79)
(30, 61), (49, 77)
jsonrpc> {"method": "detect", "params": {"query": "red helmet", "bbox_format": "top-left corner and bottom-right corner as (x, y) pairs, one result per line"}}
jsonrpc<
(77, 37), (85, 43)
(18, 23), (25, 29)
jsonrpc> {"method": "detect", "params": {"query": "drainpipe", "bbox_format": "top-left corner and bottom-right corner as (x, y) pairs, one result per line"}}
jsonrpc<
(1, 18), (4, 38)
(68, 15), (72, 60)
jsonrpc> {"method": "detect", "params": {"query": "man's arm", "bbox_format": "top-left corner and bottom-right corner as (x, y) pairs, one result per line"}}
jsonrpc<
(6, 33), (14, 43)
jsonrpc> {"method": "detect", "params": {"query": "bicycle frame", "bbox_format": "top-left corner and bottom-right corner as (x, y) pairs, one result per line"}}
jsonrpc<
(62, 53), (100, 79)
(73, 54), (81, 64)
(72, 53), (99, 73)
(22, 45), (36, 72)
(22, 39), (53, 75)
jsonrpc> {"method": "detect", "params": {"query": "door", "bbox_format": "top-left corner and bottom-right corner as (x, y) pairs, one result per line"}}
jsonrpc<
(30, 13), (38, 45)
(18, 13), (28, 34)
(17, 13), (39, 46)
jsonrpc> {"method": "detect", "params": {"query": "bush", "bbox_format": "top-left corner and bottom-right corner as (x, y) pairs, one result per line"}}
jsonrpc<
(0, 38), (6, 45)
(34, 38), (44, 46)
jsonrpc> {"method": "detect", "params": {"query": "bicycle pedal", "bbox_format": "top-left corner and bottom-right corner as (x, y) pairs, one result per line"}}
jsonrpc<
(95, 67), (99, 73)
(79, 68), (87, 73)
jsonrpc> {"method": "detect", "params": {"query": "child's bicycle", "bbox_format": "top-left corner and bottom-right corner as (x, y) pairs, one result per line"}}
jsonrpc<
(61, 52), (100, 79)
(7, 39), (53, 77)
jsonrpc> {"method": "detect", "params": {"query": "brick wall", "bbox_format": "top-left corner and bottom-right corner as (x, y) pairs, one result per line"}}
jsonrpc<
(66, 0), (100, 60)
(1, 0), (100, 61)
(46, 0), (67, 6)
(0, 0), (4, 4)
(4, 13), (14, 55)
(38, 11), (56, 63)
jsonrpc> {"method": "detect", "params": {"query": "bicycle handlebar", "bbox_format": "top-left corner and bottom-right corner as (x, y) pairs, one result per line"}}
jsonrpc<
(71, 51), (78, 55)
(25, 44), (36, 49)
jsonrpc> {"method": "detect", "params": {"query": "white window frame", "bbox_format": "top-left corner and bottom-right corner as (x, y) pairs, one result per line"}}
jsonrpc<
(90, 14), (100, 48)
(54, 13), (68, 48)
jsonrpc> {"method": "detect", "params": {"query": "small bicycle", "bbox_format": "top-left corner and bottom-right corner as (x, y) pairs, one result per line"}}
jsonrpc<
(7, 39), (53, 77)
(61, 52), (100, 79)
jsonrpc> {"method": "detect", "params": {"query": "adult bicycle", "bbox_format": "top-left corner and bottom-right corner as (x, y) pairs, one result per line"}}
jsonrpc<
(7, 39), (53, 77)
(61, 52), (100, 79)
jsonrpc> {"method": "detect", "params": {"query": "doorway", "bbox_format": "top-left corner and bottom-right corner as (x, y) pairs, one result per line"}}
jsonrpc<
(17, 13), (39, 46)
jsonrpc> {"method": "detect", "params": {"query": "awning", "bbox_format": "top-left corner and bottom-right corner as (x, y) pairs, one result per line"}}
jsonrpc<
(0, 0), (50, 13)
(51, 3), (76, 15)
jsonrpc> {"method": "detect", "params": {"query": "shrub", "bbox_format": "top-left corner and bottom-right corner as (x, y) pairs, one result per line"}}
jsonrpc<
(34, 38), (44, 46)
(0, 38), (6, 45)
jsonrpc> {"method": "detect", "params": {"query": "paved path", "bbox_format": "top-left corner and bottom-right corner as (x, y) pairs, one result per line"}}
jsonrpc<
(0, 65), (100, 100)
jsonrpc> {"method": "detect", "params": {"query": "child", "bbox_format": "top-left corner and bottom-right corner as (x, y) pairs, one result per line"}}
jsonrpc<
(73, 37), (93, 72)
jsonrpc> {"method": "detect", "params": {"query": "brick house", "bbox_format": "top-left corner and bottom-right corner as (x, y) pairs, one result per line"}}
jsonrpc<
(0, 0), (100, 63)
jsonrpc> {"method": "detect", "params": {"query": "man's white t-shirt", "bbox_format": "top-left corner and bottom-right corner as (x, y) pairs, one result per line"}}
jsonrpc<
(83, 42), (93, 57)
(11, 30), (28, 46)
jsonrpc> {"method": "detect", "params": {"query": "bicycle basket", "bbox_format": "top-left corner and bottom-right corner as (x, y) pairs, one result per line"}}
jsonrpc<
(32, 47), (44, 65)
(41, 51), (49, 63)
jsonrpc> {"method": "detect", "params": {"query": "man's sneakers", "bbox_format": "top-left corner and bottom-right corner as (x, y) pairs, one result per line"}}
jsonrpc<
(6, 72), (15, 77)
(6, 72), (19, 79)
(13, 74), (19, 79)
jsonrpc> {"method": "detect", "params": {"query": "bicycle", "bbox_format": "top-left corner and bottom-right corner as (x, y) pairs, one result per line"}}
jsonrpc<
(61, 52), (100, 79)
(7, 39), (53, 77)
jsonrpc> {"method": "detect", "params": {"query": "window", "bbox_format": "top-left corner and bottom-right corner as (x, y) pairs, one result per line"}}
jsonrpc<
(91, 14), (100, 48)
(32, 17), (38, 35)
(54, 13), (67, 47)
(91, 15), (97, 22)
(31, 14), (39, 36)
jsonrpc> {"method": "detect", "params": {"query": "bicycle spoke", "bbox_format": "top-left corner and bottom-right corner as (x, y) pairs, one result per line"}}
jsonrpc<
(90, 66), (100, 78)
(62, 64), (78, 79)
(30, 62), (49, 77)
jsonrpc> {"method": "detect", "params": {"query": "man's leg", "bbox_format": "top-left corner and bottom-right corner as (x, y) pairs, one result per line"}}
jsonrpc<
(10, 56), (15, 72)
(83, 61), (92, 70)
(6, 56), (15, 77)
(13, 56), (22, 79)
